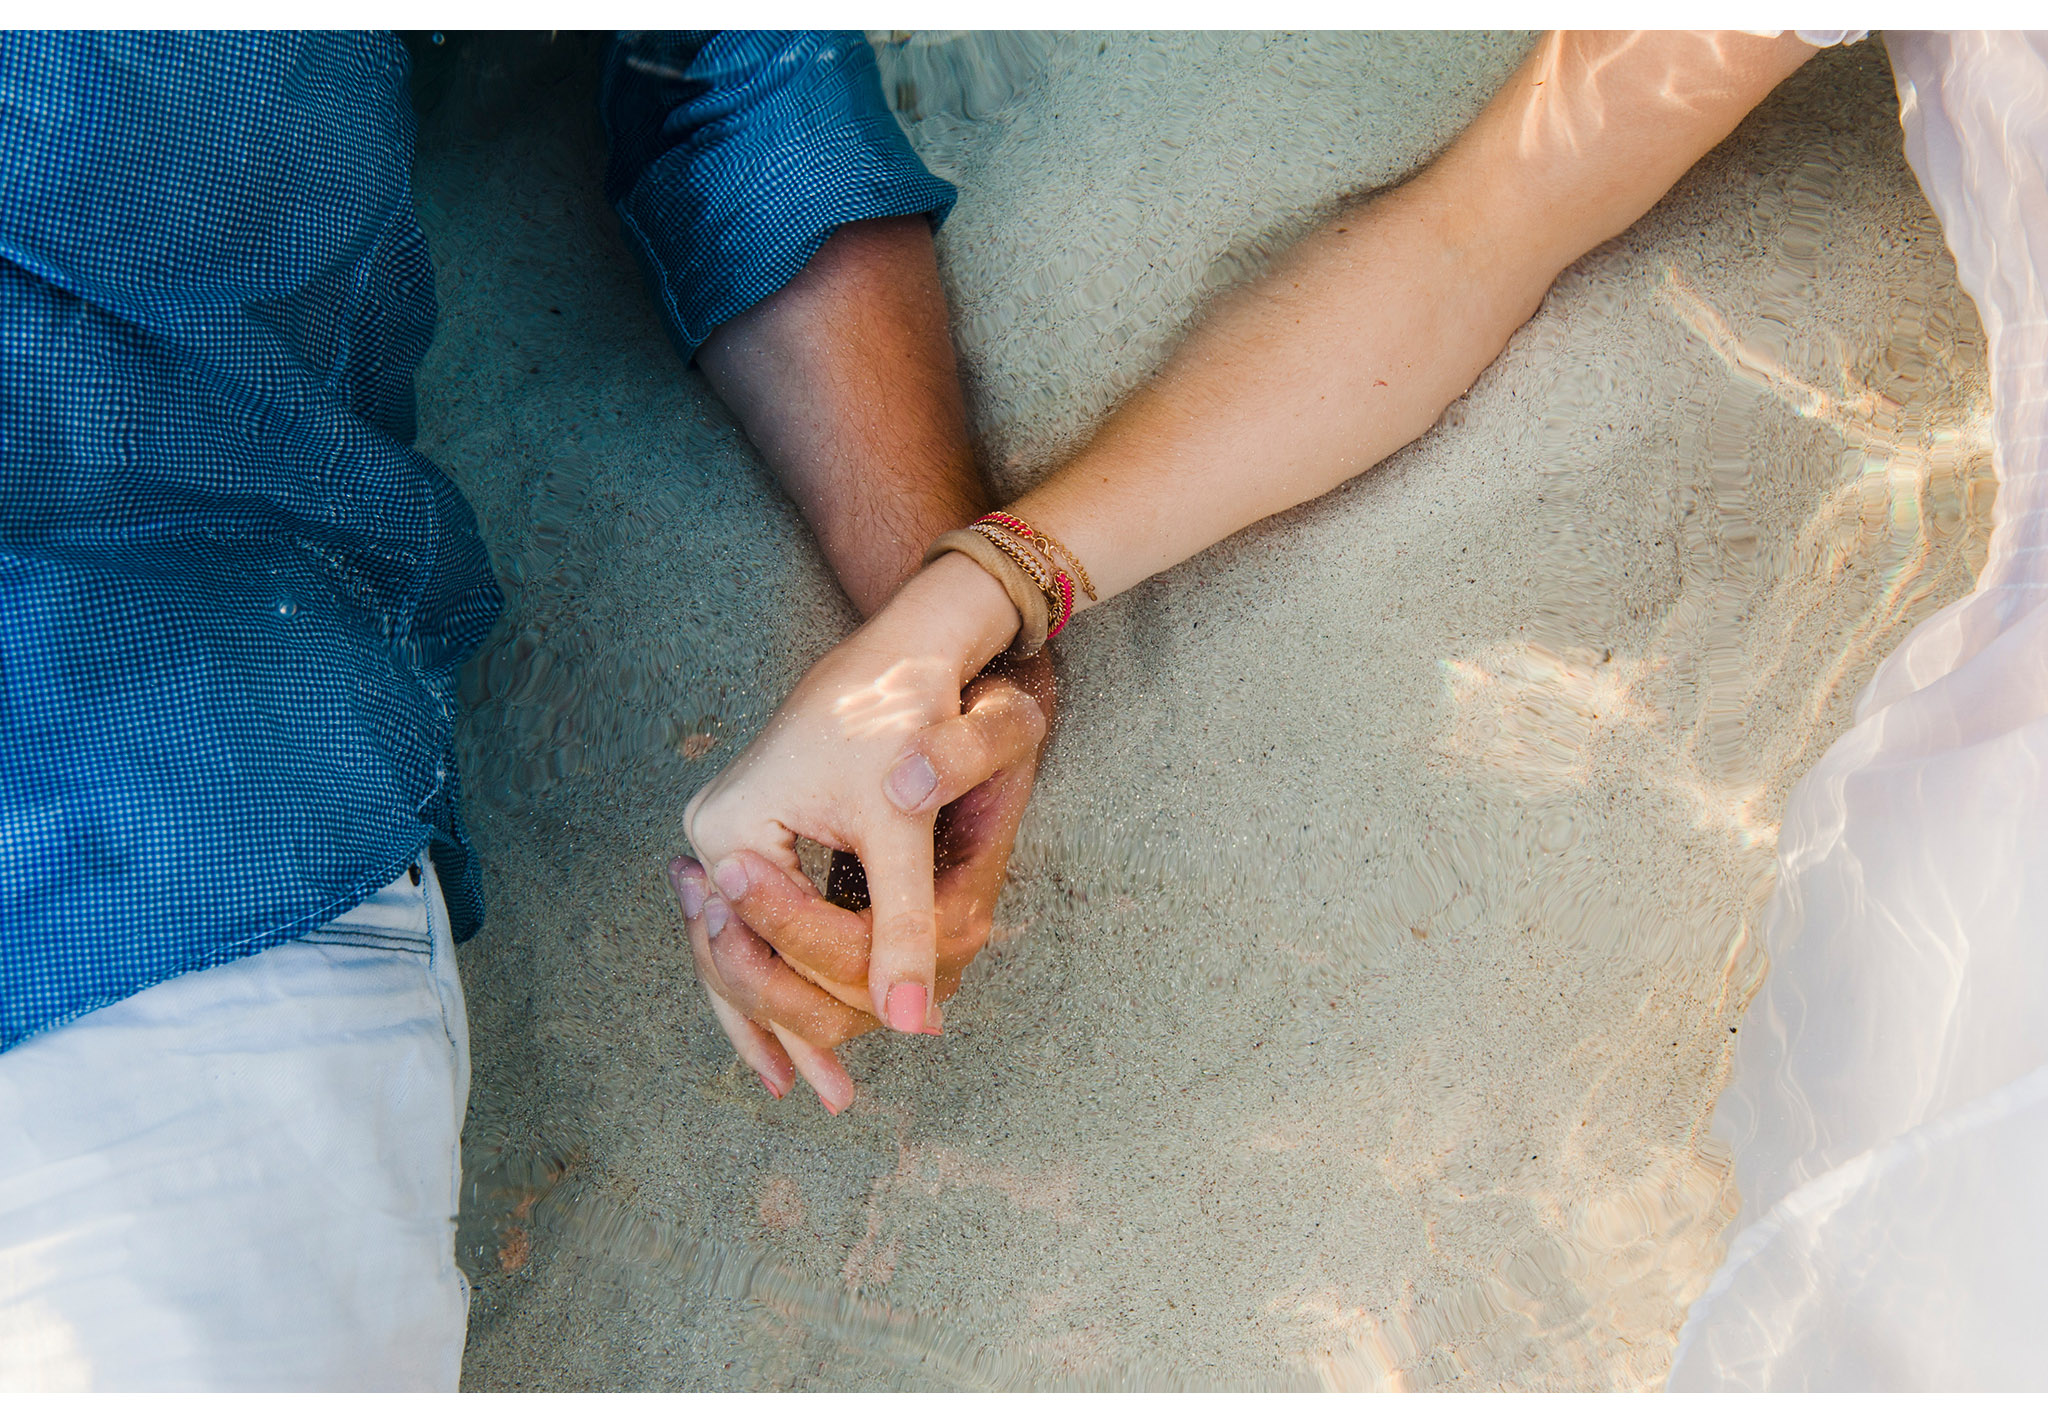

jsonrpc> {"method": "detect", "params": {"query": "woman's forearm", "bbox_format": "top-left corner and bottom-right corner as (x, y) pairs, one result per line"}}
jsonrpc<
(1007, 168), (1553, 602)
(1003, 30), (1818, 606)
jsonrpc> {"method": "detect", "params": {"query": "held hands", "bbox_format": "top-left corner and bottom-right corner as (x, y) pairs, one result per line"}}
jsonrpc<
(666, 556), (1044, 1110)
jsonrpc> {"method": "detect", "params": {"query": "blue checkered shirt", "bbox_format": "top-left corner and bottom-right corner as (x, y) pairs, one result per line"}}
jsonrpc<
(0, 30), (955, 1051)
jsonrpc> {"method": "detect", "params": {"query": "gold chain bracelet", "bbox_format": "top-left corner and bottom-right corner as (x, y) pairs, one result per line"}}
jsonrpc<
(922, 511), (1095, 657)
(977, 511), (1098, 603)
(973, 523), (1073, 637)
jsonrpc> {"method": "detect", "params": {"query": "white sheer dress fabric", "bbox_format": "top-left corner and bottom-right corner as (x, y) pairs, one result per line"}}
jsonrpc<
(1671, 31), (2048, 1390)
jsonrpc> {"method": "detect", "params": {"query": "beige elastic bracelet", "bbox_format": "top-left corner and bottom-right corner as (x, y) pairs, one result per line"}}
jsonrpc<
(924, 528), (1051, 657)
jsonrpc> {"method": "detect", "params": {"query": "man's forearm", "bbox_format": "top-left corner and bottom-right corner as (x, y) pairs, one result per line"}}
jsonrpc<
(696, 215), (987, 618)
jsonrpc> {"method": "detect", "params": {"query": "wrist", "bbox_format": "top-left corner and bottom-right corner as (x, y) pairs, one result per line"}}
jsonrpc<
(878, 552), (1022, 680)
(819, 485), (988, 619)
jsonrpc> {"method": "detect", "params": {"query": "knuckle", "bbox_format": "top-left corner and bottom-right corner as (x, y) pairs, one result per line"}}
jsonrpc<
(872, 909), (934, 954)
(681, 788), (717, 856)
(681, 782), (745, 860)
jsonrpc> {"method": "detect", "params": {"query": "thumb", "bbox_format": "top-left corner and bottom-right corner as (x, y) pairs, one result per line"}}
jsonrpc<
(882, 680), (1048, 817)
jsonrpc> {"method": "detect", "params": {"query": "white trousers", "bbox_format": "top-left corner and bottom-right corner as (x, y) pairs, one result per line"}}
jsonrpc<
(0, 858), (471, 1390)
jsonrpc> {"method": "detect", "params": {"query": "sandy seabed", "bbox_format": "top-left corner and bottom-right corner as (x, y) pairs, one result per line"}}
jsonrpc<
(410, 33), (1993, 1390)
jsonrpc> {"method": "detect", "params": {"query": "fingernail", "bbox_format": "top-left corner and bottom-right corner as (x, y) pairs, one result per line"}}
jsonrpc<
(819, 1081), (854, 1115)
(886, 982), (928, 1034)
(711, 856), (749, 901)
(885, 753), (938, 812)
(758, 1071), (785, 1100)
(672, 860), (706, 918)
(704, 896), (730, 939)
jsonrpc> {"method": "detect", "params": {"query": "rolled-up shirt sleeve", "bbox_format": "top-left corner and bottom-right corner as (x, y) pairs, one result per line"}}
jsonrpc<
(601, 30), (958, 361)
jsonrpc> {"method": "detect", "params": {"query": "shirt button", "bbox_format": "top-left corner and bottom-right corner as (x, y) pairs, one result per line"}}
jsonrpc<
(409, 863), (422, 886)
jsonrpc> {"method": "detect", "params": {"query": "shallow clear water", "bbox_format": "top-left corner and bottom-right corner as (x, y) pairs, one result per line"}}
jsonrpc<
(412, 33), (1992, 1389)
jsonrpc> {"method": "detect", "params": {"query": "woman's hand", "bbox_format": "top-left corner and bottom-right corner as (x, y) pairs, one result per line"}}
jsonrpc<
(671, 553), (1034, 1100)
(667, 650), (1053, 1109)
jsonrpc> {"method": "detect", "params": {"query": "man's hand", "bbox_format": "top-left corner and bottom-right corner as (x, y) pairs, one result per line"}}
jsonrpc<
(674, 209), (1042, 1110)
(669, 650), (1052, 1110)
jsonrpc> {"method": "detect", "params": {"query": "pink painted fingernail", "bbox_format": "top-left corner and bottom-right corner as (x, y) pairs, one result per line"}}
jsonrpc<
(758, 1071), (785, 1100)
(818, 1081), (854, 1115)
(704, 896), (730, 939)
(886, 982), (928, 1034)
(885, 753), (938, 812)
